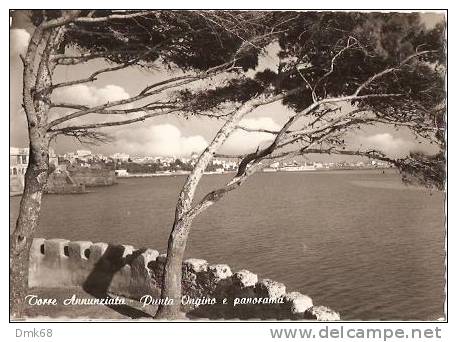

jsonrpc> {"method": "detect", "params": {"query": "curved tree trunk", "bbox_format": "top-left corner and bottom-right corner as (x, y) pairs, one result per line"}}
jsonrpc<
(10, 15), (70, 318)
(154, 217), (191, 319)
(154, 101), (260, 319)
(10, 133), (50, 318)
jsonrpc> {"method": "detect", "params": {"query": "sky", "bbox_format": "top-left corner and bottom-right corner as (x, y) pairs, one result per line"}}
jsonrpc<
(9, 11), (445, 161)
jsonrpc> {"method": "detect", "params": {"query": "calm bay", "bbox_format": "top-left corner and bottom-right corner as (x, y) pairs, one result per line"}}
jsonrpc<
(10, 169), (445, 320)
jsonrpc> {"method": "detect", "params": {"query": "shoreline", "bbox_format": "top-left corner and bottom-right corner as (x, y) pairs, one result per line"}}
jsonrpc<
(117, 167), (394, 178)
(9, 168), (396, 197)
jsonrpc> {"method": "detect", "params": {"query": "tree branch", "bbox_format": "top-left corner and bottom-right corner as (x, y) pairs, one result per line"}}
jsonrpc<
(187, 162), (265, 220)
(41, 11), (153, 29)
(47, 58), (242, 129)
(232, 93), (402, 178)
(49, 102), (176, 115)
(48, 108), (181, 133)
(50, 55), (145, 90)
(234, 125), (284, 135)
(371, 118), (444, 131)
(52, 52), (112, 65)
(171, 49), (442, 224)
(354, 50), (437, 96)
(312, 36), (360, 100)
(73, 11), (154, 23)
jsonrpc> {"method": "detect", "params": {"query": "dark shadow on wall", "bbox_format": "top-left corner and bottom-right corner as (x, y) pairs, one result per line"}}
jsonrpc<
(82, 244), (152, 319)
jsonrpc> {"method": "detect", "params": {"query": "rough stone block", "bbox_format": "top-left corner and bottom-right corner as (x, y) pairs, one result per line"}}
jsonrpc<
(68, 241), (93, 260)
(184, 258), (208, 273)
(44, 239), (70, 258)
(30, 238), (46, 258)
(255, 279), (286, 299)
(303, 306), (341, 321)
(132, 249), (159, 271)
(89, 242), (108, 263)
(127, 249), (161, 299)
(209, 264), (232, 281)
(28, 238), (46, 287)
(149, 253), (166, 283)
(109, 264), (132, 295)
(121, 245), (134, 258)
(232, 270), (258, 288)
(156, 253), (167, 264)
(282, 292), (313, 314)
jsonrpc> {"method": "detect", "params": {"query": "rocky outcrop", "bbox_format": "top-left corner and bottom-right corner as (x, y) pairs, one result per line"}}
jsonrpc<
(68, 166), (116, 187)
(45, 171), (86, 194)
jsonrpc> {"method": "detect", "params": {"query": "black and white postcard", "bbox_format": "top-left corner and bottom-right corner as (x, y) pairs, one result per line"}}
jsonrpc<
(7, 7), (449, 340)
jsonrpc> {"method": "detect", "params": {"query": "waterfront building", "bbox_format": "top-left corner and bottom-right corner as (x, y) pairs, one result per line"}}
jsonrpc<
(63, 152), (76, 163)
(10, 147), (57, 194)
(114, 169), (129, 177)
(270, 162), (280, 169)
(75, 150), (93, 163)
(279, 164), (316, 172)
(94, 153), (109, 162)
(10, 147), (57, 175)
(10, 147), (29, 178)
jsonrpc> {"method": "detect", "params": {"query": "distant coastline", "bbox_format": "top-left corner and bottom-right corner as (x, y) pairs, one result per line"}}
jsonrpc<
(116, 167), (394, 178)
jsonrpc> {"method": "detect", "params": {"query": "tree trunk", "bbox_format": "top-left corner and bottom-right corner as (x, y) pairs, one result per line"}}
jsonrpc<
(154, 101), (260, 319)
(154, 217), (191, 319)
(10, 133), (50, 319)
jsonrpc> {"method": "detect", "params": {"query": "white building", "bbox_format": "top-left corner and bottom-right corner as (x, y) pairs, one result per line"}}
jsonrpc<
(114, 169), (129, 177)
(110, 152), (130, 162)
(10, 147), (57, 193)
(74, 150), (93, 163)
(76, 150), (92, 157)
(10, 147), (57, 175)
(63, 152), (76, 163)
(10, 147), (29, 176)
(270, 162), (280, 169)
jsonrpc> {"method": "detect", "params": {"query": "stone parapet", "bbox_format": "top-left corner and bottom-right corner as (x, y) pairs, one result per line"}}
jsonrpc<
(29, 238), (340, 320)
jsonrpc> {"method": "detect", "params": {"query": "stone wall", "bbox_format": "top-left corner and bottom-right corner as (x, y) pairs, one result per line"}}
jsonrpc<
(45, 172), (86, 194)
(29, 238), (340, 320)
(68, 167), (116, 187)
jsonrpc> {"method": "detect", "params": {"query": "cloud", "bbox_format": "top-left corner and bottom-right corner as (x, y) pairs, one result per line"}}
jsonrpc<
(359, 133), (415, 156)
(221, 117), (281, 154)
(99, 116), (282, 157)
(10, 29), (30, 56)
(53, 84), (130, 107)
(111, 117), (281, 157)
(113, 123), (208, 157)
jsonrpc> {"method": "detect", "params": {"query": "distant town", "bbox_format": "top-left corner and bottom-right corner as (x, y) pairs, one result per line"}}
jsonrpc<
(11, 147), (393, 175)
(10, 147), (392, 195)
